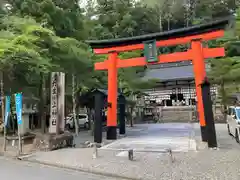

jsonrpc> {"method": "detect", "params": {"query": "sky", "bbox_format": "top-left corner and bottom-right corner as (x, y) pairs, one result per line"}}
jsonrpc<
(78, 0), (141, 9)
(78, 0), (97, 9)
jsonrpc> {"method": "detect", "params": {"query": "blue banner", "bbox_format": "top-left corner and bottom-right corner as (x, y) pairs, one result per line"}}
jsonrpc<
(15, 93), (22, 125)
(4, 96), (11, 127)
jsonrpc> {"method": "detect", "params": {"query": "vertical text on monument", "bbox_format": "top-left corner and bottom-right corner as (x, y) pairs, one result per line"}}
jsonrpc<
(49, 72), (65, 134)
(49, 72), (58, 133)
(51, 73), (58, 126)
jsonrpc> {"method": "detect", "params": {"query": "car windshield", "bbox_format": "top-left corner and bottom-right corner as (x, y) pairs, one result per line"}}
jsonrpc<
(79, 115), (87, 119)
(236, 108), (240, 119)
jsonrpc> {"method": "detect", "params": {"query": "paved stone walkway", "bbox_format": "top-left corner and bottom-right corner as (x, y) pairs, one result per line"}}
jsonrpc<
(16, 123), (240, 180)
(100, 123), (196, 153)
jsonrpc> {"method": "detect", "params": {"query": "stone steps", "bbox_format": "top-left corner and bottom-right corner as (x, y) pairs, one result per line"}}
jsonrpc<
(162, 110), (193, 122)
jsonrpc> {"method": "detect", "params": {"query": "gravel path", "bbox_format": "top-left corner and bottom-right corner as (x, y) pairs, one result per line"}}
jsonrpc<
(21, 123), (240, 180)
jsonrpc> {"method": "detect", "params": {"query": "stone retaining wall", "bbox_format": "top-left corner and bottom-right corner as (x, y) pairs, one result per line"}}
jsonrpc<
(160, 106), (225, 123)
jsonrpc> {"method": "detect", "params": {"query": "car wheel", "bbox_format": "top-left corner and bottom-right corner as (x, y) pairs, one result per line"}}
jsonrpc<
(84, 122), (89, 130)
(235, 128), (240, 143)
(65, 124), (71, 131)
(227, 124), (231, 135)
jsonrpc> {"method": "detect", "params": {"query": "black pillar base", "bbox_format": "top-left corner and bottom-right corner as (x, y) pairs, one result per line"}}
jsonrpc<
(94, 92), (103, 144)
(107, 126), (117, 140)
(200, 126), (208, 142)
(119, 125), (126, 135)
(119, 94), (126, 135)
(201, 78), (218, 148)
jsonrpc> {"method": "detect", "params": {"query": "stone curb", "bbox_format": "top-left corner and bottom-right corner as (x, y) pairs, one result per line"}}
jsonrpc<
(0, 152), (18, 158)
(19, 157), (141, 180)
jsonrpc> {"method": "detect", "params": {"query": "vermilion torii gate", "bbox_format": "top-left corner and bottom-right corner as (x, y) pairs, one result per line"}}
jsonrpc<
(87, 18), (229, 147)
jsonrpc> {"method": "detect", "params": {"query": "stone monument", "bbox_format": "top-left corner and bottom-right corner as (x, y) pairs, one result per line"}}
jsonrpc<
(49, 72), (65, 134)
(34, 72), (73, 151)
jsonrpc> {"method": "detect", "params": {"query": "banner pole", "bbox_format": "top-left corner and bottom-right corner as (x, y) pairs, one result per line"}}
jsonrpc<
(3, 97), (6, 152)
(0, 71), (6, 152)
(3, 95), (11, 152)
(3, 122), (6, 151)
(18, 124), (22, 155)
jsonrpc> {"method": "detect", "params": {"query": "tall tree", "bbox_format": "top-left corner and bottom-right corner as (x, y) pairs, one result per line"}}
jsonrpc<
(7, 0), (87, 40)
(0, 15), (92, 132)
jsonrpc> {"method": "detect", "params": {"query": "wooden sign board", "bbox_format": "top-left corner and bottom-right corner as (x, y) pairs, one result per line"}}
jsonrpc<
(144, 40), (158, 63)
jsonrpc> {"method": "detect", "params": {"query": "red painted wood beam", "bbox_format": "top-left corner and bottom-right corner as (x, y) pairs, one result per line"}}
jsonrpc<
(95, 47), (225, 70)
(93, 30), (224, 54)
(192, 41), (207, 127)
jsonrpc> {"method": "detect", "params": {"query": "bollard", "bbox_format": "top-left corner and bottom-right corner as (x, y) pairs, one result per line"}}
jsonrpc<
(168, 149), (174, 163)
(128, 149), (133, 161)
(12, 140), (15, 147)
(92, 143), (98, 159)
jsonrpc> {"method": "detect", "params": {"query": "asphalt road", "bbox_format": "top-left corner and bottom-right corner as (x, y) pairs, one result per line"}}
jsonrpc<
(0, 157), (124, 180)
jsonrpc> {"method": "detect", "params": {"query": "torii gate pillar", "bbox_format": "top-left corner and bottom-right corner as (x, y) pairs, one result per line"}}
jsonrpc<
(106, 52), (118, 139)
(192, 40), (208, 141)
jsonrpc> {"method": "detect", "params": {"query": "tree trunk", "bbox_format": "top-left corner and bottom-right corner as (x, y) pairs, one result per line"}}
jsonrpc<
(87, 108), (91, 131)
(186, 6), (189, 27)
(0, 72), (4, 126)
(130, 107), (133, 127)
(167, 16), (170, 30)
(220, 80), (227, 122)
(40, 73), (46, 133)
(72, 74), (79, 136)
(10, 89), (16, 134)
(90, 109), (94, 136)
(159, 13), (163, 31)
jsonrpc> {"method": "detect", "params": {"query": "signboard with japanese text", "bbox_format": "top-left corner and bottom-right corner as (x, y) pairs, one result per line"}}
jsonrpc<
(4, 96), (10, 126)
(144, 40), (158, 63)
(49, 72), (65, 133)
(15, 93), (22, 125)
(49, 72), (58, 133)
(51, 73), (58, 126)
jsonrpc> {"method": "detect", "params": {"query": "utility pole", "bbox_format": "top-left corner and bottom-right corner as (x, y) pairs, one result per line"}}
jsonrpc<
(72, 74), (79, 136)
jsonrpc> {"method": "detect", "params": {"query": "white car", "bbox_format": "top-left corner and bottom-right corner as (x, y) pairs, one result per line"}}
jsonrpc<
(65, 114), (89, 130)
(227, 106), (240, 142)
